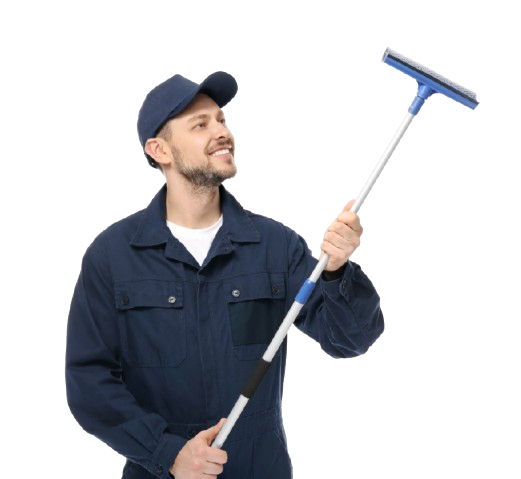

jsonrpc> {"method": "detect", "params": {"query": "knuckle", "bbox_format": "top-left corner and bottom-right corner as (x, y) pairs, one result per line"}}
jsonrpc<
(330, 221), (340, 231)
(349, 214), (358, 224)
(343, 212), (354, 223)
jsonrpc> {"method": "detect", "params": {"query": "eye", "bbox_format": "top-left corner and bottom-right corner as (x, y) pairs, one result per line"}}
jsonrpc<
(194, 122), (206, 129)
(219, 118), (226, 125)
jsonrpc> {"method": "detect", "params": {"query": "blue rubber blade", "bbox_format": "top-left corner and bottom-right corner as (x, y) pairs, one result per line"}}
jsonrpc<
(383, 48), (478, 110)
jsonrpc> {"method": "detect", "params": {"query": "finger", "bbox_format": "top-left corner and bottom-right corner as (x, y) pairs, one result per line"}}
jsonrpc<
(322, 229), (360, 264)
(200, 460), (224, 475)
(327, 221), (353, 238)
(321, 242), (349, 271)
(205, 446), (228, 465)
(212, 418), (226, 434)
(336, 211), (362, 232)
(199, 418), (226, 442)
(321, 240), (345, 258)
(322, 235), (358, 257)
(326, 223), (361, 248)
(198, 420), (228, 464)
(323, 229), (351, 250)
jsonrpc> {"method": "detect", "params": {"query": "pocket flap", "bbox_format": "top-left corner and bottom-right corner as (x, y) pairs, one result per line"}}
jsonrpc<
(224, 272), (286, 303)
(114, 280), (184, 310)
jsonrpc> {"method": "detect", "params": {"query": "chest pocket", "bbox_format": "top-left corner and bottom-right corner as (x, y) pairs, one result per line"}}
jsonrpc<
(225, 273), (286, 360)
(115, 280), (185, 367)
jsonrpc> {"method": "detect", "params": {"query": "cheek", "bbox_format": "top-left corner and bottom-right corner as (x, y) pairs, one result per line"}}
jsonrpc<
(176, 137), (209, 159)
(184, 135), (208, 157)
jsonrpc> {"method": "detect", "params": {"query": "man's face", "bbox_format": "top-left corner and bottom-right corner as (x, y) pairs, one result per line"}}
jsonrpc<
(165, 93), (236, 188)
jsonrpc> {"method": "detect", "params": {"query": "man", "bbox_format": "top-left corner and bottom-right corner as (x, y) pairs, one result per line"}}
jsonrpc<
(66, 71), (384, 479)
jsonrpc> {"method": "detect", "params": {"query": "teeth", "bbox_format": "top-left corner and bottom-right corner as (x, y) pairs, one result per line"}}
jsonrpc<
(211, 149), (230, 156)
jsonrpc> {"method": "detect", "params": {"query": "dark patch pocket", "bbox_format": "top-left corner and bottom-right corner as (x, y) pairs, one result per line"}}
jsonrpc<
(115, 280), (185, 367)
(225, 273), (286, 360)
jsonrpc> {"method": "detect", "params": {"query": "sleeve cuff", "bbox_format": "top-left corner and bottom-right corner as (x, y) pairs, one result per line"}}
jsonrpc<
(321, 263), (347, 281)
(148, 433), (187, 478)
(320, 260), (354, 299)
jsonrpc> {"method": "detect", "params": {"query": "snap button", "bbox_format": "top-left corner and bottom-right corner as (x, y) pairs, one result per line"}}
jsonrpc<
(168, 296), (176, 304)
(154, 464), (163, 475)
(272, 285), (280, 295)
(232, 289), (241, 298)
(121, 295), (129, 306)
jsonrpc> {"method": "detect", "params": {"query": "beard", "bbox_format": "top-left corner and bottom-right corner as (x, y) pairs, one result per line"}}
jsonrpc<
(171, 145), (237, 189)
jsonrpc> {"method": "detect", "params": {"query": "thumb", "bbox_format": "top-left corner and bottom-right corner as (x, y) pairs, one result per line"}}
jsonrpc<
(343, 199), (356, 212)
(199, 418), (226, 444)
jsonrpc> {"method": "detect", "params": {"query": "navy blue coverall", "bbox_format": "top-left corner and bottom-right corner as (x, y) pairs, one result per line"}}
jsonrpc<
(66, 185), (384, 479)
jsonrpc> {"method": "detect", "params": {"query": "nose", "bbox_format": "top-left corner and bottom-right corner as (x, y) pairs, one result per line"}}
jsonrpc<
(213, 121), (231, 140)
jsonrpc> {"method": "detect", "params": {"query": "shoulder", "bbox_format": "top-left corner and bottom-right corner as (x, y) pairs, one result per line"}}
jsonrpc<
(245, 209), (294, 237)
(84, 209), (145, 261)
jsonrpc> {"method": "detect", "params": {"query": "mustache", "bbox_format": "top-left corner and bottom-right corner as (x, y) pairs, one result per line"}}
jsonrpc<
(207, 139), (234, 154)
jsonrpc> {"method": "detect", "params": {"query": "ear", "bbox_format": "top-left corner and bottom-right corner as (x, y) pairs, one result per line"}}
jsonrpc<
(145, 137), (171, 168)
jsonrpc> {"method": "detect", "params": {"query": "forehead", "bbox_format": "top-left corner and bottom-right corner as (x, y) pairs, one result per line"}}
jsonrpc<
(176, 93), (222, 119)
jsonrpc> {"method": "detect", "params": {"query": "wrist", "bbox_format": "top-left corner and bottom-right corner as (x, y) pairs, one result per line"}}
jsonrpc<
(322, 263), (347, 281)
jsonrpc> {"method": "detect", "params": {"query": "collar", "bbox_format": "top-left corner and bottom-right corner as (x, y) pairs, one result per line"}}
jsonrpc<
(130, 184), (260, 248)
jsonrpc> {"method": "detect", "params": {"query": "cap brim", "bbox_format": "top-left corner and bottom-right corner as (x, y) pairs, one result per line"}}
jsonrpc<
(166, 71), (238, 124)
(198, 71), (238, 109)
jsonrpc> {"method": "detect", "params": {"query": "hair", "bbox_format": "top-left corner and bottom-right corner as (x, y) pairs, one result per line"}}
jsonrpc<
(156, 119), (173, 143)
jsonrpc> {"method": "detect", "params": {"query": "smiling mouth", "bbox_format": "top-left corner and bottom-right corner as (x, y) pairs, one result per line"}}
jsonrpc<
(210, 148), (232, 157)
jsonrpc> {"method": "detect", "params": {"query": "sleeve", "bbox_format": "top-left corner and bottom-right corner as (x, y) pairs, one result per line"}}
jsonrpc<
(65, 238), (186, 479)
(285, 228), (384, 358)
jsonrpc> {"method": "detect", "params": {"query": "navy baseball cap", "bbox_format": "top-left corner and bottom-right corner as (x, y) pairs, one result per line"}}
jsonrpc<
(137, 71), (238, 168)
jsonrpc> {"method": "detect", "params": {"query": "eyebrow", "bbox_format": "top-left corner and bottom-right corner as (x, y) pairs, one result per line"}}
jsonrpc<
(187, 110), (225, 123)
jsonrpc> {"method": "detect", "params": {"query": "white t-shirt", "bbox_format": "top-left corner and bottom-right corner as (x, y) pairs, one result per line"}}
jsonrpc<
(166, 215), (223, 266)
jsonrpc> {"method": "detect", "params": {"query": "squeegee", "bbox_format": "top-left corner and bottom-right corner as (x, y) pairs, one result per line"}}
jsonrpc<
(212, 47), (478, 449)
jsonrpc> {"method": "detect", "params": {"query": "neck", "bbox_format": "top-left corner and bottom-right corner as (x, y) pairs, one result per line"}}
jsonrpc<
(165, 178), (222, 228)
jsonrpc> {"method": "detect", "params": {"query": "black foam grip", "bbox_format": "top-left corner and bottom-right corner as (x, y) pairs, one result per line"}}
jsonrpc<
(241, 359), (271, 399)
